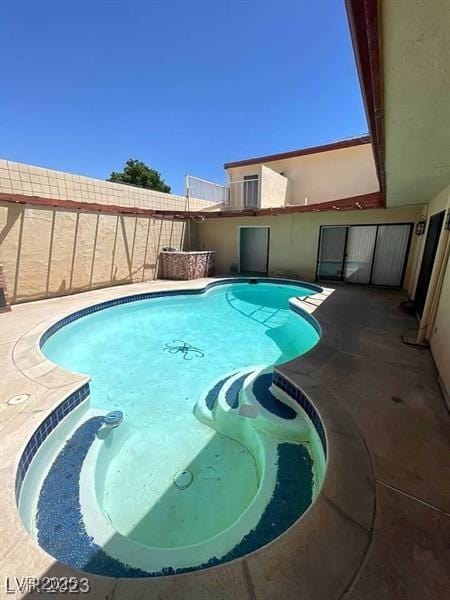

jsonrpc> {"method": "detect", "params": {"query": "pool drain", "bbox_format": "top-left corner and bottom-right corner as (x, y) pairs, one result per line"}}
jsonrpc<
(7, 393), (30, 406)
(174, 470), (193, 490)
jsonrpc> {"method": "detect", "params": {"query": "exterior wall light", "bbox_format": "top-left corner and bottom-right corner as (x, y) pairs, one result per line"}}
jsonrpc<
(415, 216), (426, 236)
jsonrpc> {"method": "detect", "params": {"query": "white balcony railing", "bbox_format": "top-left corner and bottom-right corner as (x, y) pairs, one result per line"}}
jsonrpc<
(185, 175), (228, 209)
(187, 167), (288, 211)
(225, 178), (259, 209)
(185, 175), (260, 210)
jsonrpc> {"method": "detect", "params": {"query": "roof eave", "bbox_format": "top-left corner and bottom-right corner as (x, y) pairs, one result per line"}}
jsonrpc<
(345, 0), (385, 197)
(223, 135), (371, 170)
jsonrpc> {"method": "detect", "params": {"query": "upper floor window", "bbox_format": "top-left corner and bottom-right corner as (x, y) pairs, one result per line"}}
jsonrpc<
(243, 175), (258, 208)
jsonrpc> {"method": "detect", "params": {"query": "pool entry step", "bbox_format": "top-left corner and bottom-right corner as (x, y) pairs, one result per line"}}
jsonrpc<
(194, 367), (313, 446)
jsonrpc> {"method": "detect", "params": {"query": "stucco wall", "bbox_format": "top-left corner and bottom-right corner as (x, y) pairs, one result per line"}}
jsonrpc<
(0, 202), (189, 303)
(0, 159), (211, 303)
(193, 205), (422, 287)
(226, 143), (379, 206)
(260, 165), (288, 208)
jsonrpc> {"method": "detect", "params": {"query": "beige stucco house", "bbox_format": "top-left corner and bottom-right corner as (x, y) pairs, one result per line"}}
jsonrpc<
(224, 135), (379, 210)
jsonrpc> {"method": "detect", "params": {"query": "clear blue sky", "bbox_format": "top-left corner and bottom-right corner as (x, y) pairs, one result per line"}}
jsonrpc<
(1, 1), (367, 195)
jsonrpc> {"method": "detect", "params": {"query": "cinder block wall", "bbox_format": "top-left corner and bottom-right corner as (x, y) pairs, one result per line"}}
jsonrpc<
(0, 159), (209, 210)
(0, 160), (208, 303)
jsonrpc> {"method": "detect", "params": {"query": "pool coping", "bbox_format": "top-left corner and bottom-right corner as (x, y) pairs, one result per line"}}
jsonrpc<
(15, 278), (324, 502)
(0, 277), (376, 600)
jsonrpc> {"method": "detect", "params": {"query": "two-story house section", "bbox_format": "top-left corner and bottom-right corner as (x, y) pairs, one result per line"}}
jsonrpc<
(223, 135), (379, 210)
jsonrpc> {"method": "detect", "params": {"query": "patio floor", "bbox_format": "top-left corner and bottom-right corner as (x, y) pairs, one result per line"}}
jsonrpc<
(0, 280), (449, 599)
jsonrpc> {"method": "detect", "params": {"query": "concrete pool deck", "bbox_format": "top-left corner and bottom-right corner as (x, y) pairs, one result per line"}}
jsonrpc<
(0, 279), (449, 599)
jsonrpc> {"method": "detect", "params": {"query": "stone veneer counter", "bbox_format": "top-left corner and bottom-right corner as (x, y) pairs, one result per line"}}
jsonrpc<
(159, 250), (215, 280)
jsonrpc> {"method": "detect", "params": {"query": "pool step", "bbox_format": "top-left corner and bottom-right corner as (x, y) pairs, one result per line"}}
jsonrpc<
(204, 374), (234, 411)
(251, 373), (297, 420)
(224, 372), (251, 409)
(238, 368), (311, 442)
(194, 368), (257, 427)
(195, 367), (310, 443)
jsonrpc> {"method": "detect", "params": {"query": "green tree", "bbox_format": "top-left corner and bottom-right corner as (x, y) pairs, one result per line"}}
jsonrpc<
(108, 159), (171, 193)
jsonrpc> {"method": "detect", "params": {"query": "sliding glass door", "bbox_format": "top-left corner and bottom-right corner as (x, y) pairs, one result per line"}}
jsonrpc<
(371, 225), (412, 286)
(316, 226), (347, 280)
(317, 223), (412, 287)
(345, 226), (377, 284)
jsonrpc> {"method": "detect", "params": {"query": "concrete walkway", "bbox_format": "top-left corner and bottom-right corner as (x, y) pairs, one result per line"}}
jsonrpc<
(279, 284), (450, 600)
(0, 281), (449, 599)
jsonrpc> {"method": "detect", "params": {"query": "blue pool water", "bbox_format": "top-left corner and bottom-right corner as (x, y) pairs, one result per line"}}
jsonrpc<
(38, 281), (321, 569)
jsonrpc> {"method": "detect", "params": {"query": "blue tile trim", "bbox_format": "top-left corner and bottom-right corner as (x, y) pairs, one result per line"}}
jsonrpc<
(252, 373), (297, 420)
(205, 374), (234, 410)
(15, 382), (90, 503)
(36, 416), (152, 578)
(225, 372), (249, 409)
(36, 423), (313, 578)
(272, 372), (327, 456)
(288, 300), (322, 336)
(39, 278), (322, 348)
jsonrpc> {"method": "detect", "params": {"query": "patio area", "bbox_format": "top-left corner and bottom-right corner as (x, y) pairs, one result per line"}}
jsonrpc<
(1, 279), (448, 599)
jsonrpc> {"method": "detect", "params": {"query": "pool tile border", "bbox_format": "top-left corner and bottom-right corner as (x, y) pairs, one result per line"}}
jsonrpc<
(40, 277), (322, 347)
(15, 382), (90, 502)
(288, 299), (322, 336)
(273, 372), (327, 455)
(19, 277), (323, 510)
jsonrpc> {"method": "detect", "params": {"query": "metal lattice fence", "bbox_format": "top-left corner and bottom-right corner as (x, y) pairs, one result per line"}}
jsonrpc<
(185, 175), (229, 206)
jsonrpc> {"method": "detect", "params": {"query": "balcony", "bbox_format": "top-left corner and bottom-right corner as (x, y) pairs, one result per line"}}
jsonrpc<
(186, 166), (288, 211)
(225, 177), (259, 209)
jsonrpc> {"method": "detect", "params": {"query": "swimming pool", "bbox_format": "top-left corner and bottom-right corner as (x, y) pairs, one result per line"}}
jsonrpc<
(18, 279), (326, 576)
